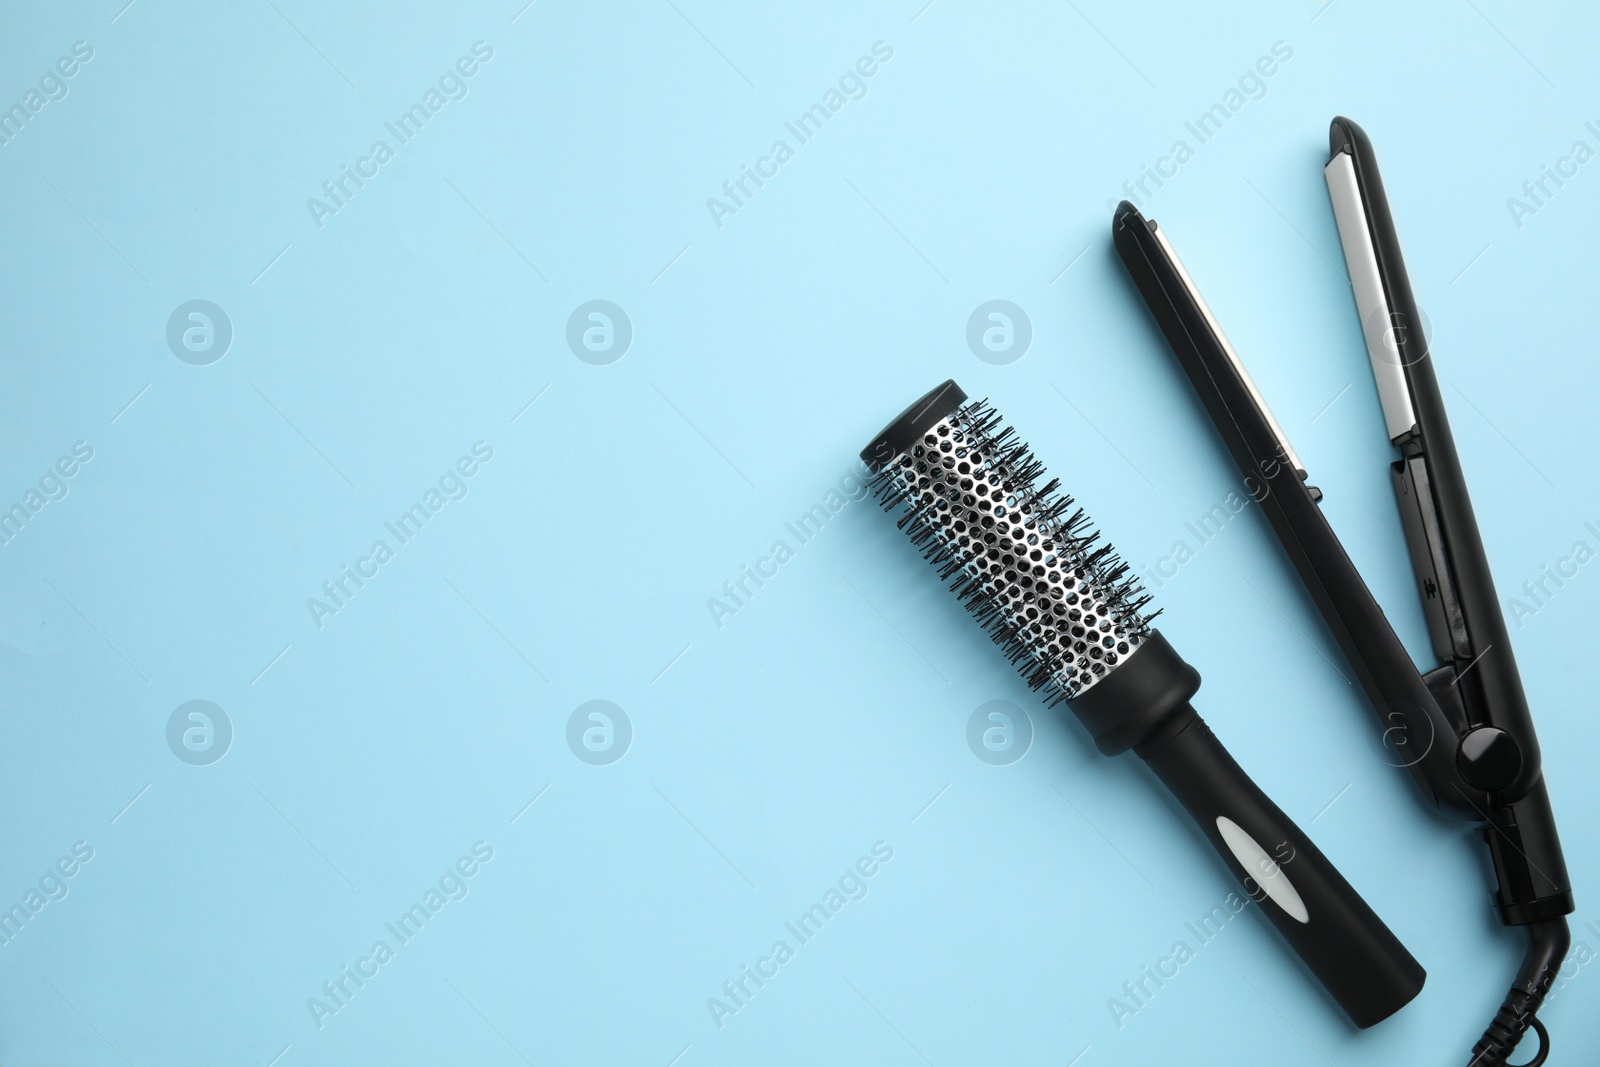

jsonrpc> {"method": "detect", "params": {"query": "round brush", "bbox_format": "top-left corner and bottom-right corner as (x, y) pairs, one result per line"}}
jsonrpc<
(861, 380), (1425, 1029)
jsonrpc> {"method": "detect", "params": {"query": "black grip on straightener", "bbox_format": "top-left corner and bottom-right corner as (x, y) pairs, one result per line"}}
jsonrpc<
(1068, 633), (1425, 1029)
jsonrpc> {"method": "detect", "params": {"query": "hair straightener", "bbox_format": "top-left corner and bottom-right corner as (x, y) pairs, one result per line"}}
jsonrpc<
(861, 383), (1425, 1028)
(1113, 117), (1573, 1067)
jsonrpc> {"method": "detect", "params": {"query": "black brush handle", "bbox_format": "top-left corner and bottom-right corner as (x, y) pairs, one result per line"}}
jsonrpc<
(1140, 711), (1424, 1028)
(1068, 633), (1424, 1029)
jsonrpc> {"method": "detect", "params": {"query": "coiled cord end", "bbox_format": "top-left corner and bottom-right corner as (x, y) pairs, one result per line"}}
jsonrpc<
(1468, 919), (1569, 1067)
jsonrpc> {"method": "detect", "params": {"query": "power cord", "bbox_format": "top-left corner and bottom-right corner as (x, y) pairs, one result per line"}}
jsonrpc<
(1469, 919), (1569, 1067)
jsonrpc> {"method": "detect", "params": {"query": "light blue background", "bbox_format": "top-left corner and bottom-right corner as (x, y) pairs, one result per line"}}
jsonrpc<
(1, 1), (1596, 1064)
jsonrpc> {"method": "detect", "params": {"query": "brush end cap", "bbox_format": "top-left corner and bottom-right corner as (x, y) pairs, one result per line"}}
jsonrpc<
(860, 379), (967, 472)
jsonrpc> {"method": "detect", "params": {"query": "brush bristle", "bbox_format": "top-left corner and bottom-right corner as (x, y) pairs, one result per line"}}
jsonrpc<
(870, 399), (1156, 703)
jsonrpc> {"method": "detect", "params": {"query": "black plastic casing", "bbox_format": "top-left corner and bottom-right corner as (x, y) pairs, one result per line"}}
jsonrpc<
(1113, 168), (1573, 929)
(1329, 117), (1572, 926)
(860, 379), (967, 473)
(1111, 200), (1475, 816)
(1330, 117), (1539, 771)
(1070, 634), (1425, 1029)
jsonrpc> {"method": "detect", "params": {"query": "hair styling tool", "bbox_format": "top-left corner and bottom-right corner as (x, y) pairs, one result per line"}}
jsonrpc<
(861, 382), (1425, 1028)
(1112, 117), (1572, 1067)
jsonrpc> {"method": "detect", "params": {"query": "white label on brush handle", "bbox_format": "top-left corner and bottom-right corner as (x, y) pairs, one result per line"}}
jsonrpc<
(1216, 816), (1309, 923)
